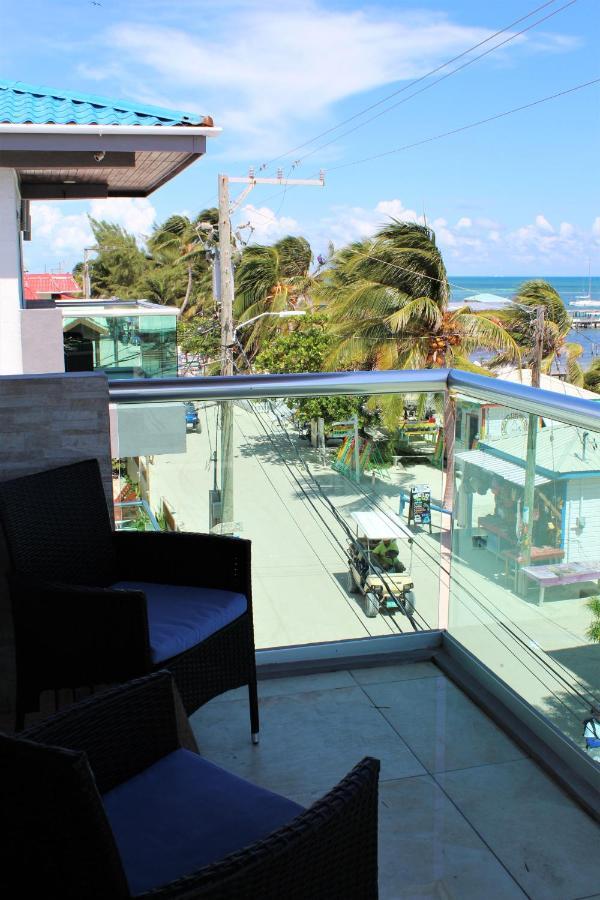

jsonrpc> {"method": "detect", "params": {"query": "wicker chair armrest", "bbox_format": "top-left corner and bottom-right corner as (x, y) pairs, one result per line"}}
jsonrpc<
(22, 672), (195, 794)
(145, 756), (380, 900)
(112, 531), (252, 596)
(9, 574), (152, 681)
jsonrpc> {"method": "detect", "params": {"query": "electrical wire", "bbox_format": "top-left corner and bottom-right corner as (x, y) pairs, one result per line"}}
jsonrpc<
(227, 343), (600, 709)
(235, 384), (404, 636)
(233, 398), (391, 637)
(292, 0), (580, 169)
(257, 0), (577, 173)
(346, 433), (600, 707)
(233, 343), (422, 630)
(322, 75), (600, 175)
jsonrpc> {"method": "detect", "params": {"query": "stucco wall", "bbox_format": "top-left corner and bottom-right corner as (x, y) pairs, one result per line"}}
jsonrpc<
(20, 307), (66, 374)
(0, 371), (113, 722)
(0, 168), (24, 374)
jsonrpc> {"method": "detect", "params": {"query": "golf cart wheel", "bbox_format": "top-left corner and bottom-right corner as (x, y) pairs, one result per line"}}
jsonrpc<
(364, 593), (379, 618)
(401, 590), (416, 617)
(347, 569), (359, 594)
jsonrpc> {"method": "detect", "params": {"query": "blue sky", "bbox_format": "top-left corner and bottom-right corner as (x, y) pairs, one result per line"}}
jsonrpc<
(3, 0), (599, 275)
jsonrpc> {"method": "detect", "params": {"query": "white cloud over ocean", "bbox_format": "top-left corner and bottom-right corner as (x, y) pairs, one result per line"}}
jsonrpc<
(25, 196), (598, 278)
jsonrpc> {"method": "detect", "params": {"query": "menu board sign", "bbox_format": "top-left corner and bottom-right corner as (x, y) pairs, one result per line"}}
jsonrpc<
(408, 484), (432, 530)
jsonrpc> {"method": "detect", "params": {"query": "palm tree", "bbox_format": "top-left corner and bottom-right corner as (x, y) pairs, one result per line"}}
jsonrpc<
(321, 221), (519, 373)
(583, 357), (600, 394)
(234, 235), (316, 354)
(489, 280), (583, 385)
(148, 209), (217, 317)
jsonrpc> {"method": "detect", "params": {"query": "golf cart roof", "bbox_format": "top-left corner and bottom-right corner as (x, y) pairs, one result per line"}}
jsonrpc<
(351, 510), (412, 540)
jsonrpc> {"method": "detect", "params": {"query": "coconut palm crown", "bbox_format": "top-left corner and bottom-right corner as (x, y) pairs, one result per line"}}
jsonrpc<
(234, 236), (316, 354)
(488, 280), (583, 385)
(321, 221), (519, 372)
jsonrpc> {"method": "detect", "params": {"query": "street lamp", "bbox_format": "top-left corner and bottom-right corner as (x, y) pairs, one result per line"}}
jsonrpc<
(233, 309), (306, 338)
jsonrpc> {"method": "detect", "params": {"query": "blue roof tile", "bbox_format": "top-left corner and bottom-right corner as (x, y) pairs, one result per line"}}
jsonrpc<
(0, 80), (205, 127)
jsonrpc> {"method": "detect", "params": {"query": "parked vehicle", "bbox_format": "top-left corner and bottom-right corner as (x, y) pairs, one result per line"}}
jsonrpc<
(184, 401), (201, 433)
(347, 510), (415, 619)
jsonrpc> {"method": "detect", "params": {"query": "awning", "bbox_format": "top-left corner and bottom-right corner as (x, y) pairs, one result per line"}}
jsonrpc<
(455, 449), (550, 487)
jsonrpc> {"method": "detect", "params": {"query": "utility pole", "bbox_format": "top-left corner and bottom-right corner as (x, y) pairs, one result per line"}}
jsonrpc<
(521, 305), (545, 576)
(83, 247), (93, 298)
(218, 174), (236, 530)
(216, 169), (325, 531)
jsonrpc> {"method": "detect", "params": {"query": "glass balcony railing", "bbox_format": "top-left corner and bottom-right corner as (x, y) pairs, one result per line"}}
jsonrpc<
(109, 372), (447, 648)
(449, 387), (600, 753)
(108, 368), (600, 771)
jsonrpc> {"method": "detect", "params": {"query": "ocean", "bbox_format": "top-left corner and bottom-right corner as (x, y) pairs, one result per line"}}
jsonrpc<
(449, 275), (600, 368)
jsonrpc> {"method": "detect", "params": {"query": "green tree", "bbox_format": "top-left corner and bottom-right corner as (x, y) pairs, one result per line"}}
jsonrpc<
(587, 596), (600, 642)
(490, 280), (583, 385)
(320, 221), (518, 373)
(148, 210), (217, 317)
(84, 219), (149, 298)
(254, 313), (361, 423)
(234, 235), (317, 355)
(178, 317), (221, 361)
(583, 358), (600, 394)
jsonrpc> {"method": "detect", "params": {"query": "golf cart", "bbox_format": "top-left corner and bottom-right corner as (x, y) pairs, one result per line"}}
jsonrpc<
(347, 510), (415, 619)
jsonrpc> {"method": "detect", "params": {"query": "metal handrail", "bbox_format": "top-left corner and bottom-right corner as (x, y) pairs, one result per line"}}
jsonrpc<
(108, 369), (448, 402)
(107, 367), (600, 432)
(448, 370), (600, 431)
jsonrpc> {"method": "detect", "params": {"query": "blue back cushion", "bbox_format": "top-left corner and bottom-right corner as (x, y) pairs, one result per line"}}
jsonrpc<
(103, 749), (304, 894)
(111, 581), (247, 663)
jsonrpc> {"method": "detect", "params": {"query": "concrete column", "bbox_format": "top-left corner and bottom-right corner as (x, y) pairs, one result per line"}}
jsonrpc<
(0, 169), (24, 374)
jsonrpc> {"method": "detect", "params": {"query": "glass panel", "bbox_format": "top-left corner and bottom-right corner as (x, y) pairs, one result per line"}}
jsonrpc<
(111, 391), (445, 647)
(450, 393), (600, 762)
(63, 314), (177, 378)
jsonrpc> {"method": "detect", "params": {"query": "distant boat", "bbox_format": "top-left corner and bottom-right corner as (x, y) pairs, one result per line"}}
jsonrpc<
(574, 261), (593, 302)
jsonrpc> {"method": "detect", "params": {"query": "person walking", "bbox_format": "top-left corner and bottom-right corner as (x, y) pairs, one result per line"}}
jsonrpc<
(583, 705), (600, 762)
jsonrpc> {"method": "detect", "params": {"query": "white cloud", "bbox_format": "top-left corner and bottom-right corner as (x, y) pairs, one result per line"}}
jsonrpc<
(240, 204), (300, 241)
(559, 222), (574, 238)
(77, 2), (574, 158)
(456, 217), (472, 229)
(375, 199), (419, 222)
(30, 205), (92, 256)
(89, 198), (156, 239)
(26, 198), (157, 269)
(535, 214), (554, 233)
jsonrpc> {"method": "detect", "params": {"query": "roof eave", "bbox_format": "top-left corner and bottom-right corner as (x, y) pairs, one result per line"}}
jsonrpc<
(0, 123), (221, 137)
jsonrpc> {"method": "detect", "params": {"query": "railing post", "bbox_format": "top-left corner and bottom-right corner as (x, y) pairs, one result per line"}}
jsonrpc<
(439, 389), (455, 630)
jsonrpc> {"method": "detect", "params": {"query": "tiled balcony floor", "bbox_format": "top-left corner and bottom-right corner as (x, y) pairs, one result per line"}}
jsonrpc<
(191, 661), (600, 900)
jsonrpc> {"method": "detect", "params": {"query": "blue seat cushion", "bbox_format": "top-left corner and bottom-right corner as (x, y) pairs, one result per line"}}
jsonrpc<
(111, 581), (247, 664)
(102, 749), (304, 895)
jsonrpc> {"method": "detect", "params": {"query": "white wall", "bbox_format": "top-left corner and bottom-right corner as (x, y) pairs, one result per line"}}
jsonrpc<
(0, 169), (24, 374)
(564, 477), (600, 562)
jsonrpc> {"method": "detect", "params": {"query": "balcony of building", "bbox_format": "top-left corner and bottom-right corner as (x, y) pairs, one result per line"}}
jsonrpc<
(0, 366), (599, 898)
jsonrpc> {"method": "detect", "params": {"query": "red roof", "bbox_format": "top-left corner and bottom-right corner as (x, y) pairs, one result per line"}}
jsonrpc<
(23, 272), (79, 301)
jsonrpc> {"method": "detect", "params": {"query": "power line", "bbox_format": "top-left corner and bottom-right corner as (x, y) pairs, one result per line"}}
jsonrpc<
(257, 0), (577, 173)
(324, 75), (600, 175)
(292, 0), (580, 169)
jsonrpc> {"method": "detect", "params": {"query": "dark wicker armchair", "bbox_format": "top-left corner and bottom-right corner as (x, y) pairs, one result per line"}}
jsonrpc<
(1, 672), (380, 899)
(0, 459), (258, 736)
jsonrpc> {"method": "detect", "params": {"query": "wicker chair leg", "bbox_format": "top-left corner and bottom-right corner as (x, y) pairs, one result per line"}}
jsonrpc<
(249, 677), (259, 744)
